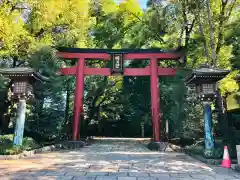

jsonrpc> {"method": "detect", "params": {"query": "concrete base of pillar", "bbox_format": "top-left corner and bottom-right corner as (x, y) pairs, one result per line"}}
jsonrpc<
(62, 141), (85, 150)
(148, 141), (168, 151)
(235, 164), (240, 172)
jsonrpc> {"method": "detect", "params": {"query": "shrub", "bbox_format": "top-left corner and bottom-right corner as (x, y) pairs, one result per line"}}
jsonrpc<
(0, 134), (40, 155)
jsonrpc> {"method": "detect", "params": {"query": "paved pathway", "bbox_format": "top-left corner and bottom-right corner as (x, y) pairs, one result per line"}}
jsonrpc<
(0, 138), (239, 180)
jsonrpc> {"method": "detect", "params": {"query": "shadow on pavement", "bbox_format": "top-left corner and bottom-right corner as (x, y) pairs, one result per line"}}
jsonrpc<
(0, 138), (239, 180)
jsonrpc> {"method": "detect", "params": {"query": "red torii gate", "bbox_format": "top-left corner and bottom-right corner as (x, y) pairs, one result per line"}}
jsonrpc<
(57, 47), (185, 147)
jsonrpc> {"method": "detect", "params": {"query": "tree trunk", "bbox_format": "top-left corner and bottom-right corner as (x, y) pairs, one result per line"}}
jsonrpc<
(13, 56), (17, 68)
(181, 0), (195, 48)
(64, 79), (71, 125)
(216, 0), (236, 57)
(141, 122), (144, 138)
(97, 106), (101, 135)
(178, 25), (184, 47)
(206, 0), (217, 67)
(165, 119), (169, 141)
(196, 1), (210, 61)
(216, 1), (227, 56)
(181, 0), (188, 47)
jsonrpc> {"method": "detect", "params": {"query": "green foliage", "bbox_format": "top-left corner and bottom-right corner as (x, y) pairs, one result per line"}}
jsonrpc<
(0, 75), (8, 89)
(26, 47), (67, 140)
(186, 139), (237, 159)
(0, 0), (92, 139)
(30, 46), (61, 77)
(225, 18), (240, 69)
(0, 134), (39, 155)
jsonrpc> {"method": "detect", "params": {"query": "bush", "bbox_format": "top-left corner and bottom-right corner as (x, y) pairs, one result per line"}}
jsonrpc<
(185, 139), (236, 159)
(169, 137), (196, 147)
(0, 134), (40, 155)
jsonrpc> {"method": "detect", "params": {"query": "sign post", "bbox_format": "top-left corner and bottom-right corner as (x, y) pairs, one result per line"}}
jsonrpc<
(112, 53), (123, 74)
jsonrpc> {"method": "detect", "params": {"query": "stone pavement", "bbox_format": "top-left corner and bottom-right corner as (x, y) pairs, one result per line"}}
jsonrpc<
(0, 138), (239, 180)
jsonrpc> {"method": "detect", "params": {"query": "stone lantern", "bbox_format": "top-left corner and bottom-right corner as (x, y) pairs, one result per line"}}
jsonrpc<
(186, 64), (230, 156)
(186, 65), (230, 100)
(0, 68), (47, 146)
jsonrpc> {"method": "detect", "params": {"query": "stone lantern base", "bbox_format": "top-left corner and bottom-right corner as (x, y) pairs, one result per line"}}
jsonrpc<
(235, 165), (240, 172)
(61, 141), (85, 150)
(148, 141), (168, 151)
(235, 145), (240, 172)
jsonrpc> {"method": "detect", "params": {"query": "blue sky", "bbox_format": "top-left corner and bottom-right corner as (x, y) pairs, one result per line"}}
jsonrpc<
(138, 0), (148, 9)
(115, 0), (148, 9)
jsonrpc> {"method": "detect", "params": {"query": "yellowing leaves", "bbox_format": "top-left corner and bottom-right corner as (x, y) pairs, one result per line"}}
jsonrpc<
(218, 45), (233, 69)
(219, 71), (240, 96)
(30, 0), (69, 32)
(101, 0), (118, 14)
(118, 0), (143, 25)
(29, 33), (53, 53)
(100, 111), (108, 118)
(0, 7), (30, 56)
(29, 0), (91, 31)
(64, 0), (90, 25)
(28, 0), (93, 48)
(221, 80), (239, 93)
(61, 0), (92, 47)
(119, 0), (142, 14)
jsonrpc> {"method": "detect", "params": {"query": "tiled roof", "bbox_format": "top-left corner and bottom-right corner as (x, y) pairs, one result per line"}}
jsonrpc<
(0, 68), (48, 81)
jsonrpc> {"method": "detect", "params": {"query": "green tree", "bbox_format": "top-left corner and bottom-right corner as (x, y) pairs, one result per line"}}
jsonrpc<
(0, 0), (93, 140)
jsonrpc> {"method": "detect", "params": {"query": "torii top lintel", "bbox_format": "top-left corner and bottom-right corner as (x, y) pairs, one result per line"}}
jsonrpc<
(56, 47), (186, 60)
(56, 47), (186, 76)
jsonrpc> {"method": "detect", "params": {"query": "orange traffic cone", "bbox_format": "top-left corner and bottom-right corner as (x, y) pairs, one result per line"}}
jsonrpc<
(221, 146), (231, 168)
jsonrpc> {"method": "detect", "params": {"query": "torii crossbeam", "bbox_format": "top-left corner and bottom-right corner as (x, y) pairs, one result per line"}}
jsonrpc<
(57, 47), (186, 149)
